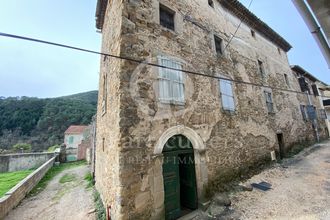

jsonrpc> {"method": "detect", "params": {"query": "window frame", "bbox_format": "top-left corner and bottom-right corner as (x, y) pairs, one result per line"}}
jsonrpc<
(284, 74), (290, 88)
(68, 136), (74, 144)
(258, 60), (265, 76)
(219, 78), (235, 112)
(158, 56), (185, 105)
(264, 91), (274, 113)
(159, 4), (175, 31)
(214, 35), (224, 56)
(300, 105), (308, 121)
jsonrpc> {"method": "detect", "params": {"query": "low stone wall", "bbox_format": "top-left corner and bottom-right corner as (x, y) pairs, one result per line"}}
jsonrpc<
(0, 156), (55, 219)
(0, 152), (55, 173)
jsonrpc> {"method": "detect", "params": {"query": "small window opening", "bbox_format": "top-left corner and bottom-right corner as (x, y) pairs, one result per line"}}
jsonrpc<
(102, 138), (105, 152)
(214, 35), (223, 55)
(251, 29), (256, 38)
(160, 4), (175, 31)
(277, 47), (281, 55)
(208, 0), (214, 8)
(258, 60), (265, 76)
(284, 74), (290, 87)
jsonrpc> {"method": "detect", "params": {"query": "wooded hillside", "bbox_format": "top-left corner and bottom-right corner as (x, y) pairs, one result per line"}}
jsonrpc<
(0, 91), (97, 152)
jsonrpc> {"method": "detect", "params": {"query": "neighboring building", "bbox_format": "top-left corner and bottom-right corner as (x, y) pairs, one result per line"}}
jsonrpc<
(64, 125), (88, 161)
(94, 0), (328, 219)
(291, 65), (329, 140)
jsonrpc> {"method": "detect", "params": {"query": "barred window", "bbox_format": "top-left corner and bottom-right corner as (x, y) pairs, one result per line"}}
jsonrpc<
(158, 56), (184, 104)
(219, 79), (235, 111)
(264, 91), (274, 113)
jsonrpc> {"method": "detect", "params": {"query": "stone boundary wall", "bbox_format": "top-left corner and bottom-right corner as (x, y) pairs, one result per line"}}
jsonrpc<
(0, 156), (56, 219)
(0, 152), (55, 173)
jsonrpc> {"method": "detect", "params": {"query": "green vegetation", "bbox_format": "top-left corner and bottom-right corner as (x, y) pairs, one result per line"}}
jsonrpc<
(29, 160), (86, 196)
(84, 173), (94, 188)
(12, 143), (32, 152)
(0, 170), (34, 197)
(47, 144), (60, 152)
(0, 91), (97, 152)
(59, 173), (77, 184)
(93, 190), (106, 220)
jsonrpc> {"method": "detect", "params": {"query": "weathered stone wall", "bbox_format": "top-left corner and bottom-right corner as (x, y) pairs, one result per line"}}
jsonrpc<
(0, 156), (55, 219)
(96, 0), (328, 219)
(0, 152), (56, 173)
(95, 0), (125, 219)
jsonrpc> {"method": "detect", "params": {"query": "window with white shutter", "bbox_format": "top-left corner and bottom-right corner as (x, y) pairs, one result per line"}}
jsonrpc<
(264, 91), (274, 113)
(219, 79), (235, 111)
(158, 56), (184, 104)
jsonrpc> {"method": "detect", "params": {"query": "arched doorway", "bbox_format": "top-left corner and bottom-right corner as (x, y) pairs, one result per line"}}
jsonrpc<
(162, 135), (198, 220)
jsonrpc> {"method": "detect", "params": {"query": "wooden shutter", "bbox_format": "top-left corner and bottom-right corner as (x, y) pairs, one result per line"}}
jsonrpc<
(311, 84), (319, 96)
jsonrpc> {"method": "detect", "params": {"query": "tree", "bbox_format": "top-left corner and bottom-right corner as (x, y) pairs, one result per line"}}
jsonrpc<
(12, 143), (32, 152)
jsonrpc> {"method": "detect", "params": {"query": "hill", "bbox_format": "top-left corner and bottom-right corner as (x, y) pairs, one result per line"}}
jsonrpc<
(0, 91), (98, 152)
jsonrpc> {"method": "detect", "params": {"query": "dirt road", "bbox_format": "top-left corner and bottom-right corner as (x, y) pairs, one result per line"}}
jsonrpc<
(230, 141), (330, 220)
(6, 165), (95, 220)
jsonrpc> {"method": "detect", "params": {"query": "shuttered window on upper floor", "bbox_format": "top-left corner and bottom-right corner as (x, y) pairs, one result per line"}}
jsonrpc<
(158, 56), (184, 104)
(219, 79), (235, 111)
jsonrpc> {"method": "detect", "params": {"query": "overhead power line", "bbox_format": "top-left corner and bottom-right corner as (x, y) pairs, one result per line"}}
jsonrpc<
(0, 32), (328, 99)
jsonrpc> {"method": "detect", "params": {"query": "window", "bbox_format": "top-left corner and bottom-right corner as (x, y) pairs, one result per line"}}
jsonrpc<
(208, 0), (214, 8)
(298, 77), (310, 93)
(160, 4), (175, 31)
(319, 109), (327, 119)
(300, 105), (308, 121)
(251, 30), (256, 38)
(158, 56), (184, 104)
(277, 47), (281, 55)
(311, 84), (319, 96)
(264, 91), (274, 113)
(68, 136), (74, 144)
(219, 79), (235, 111)
(284, 74), (290, 87)
(214, 35), (223, 55)
(258, 60), (265, 76)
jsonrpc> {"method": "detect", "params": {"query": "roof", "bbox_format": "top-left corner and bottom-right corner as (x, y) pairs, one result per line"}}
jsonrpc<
(291, 65), (328, 86)
(95, 0), (292, 51)
(95, 0), (108, 30)
(219, 0), (292, 52)
(64, 125), (88, 134)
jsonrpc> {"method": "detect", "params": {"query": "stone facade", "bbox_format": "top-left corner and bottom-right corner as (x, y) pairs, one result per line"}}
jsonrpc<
(94, 0), (328, 219)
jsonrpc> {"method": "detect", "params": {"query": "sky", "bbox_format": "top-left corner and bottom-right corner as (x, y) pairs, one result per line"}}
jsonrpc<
(0, 0), (329, 98)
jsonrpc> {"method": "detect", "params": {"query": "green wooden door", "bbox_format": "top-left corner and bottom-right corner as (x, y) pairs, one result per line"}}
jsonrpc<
(179, 153), (198, 209)
(163, 153), (181, 220)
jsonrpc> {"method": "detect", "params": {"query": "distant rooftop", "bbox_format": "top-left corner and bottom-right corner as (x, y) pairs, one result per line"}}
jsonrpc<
(64, 125), (88, 134)
(95, 0), (292, 52)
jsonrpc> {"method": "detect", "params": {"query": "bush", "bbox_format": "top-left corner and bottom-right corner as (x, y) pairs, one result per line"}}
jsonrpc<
(12, 143), (31, 152)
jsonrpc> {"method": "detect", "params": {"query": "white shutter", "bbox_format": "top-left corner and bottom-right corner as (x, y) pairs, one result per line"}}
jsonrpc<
(220, 79), (235, 111)
(158, 56), (184, 104)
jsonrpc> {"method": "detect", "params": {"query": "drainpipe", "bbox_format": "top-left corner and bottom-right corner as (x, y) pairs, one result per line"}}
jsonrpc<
(292, 0), (330, 68)
(306, 91), (320, 142)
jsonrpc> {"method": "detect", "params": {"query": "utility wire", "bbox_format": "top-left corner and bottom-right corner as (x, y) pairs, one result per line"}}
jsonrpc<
(224, 0), (254, 52)
(0, 32), (329, 99)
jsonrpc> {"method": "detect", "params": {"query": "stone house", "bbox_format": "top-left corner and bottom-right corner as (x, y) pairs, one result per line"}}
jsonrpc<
(64, 125), (88, 161)
(94, 0), (328, 219)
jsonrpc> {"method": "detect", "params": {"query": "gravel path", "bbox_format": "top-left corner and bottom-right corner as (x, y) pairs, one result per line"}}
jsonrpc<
(230, 141), (330, 220)
(6, 165), (96, 220)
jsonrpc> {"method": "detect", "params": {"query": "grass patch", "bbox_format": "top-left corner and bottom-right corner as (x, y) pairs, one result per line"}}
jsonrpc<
(0, 170), (34, 197)
(29, 160), (86, 196)
(93, 190), (106, 220)
(84, 173), (94, 188)
(59, 173), (76, 184)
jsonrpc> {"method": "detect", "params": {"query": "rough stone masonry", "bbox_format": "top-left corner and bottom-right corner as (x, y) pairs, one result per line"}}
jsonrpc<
(94, 0), (328, 219)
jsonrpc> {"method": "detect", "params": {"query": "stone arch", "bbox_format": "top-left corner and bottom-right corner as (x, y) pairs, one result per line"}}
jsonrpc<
(154, 125), (206, 154)
(151, 126), (208, 218)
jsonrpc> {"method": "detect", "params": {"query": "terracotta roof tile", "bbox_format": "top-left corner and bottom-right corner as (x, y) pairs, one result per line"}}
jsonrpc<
(64, 125), (88, 134)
